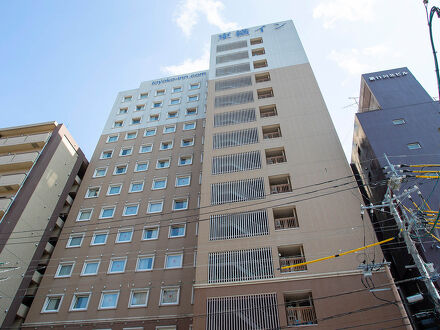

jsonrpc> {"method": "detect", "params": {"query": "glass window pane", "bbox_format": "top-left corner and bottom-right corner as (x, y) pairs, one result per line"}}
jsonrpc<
(137, 257), (153, 270)
(74, 296), (89, 309)
(84, 262), (99, 274)
(110, 260), (126, 272)
(166, 255), (182, 268)
(143, 228), (158, 240)
(58, 264), (73, 276)
(93, 233), (107, 244)
(131, 291), (148, 306)
(46, 297), (61, 311)
(101, 293), (118, 308)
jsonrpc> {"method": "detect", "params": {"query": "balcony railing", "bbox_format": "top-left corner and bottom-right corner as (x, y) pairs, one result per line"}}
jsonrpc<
(270, 183), (291, 194)
(260, 110), (277, 118)
(274, 216), (298, 230)
(263, 131), (281, 139)
(286, 306), (317, 326)
(279, 256), (307, 272)
(266, 155), (286, 164)
(256, 75), (270, 83)
(258, 91), (274, 99)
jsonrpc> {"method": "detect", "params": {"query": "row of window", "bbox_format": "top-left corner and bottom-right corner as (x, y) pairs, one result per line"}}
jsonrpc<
(121, 83), (201, 103)
(113, 112), (199, 128)
(117, 105), (200, 117)
(109, 120), (196, 136)
(42, 286), (181, 313)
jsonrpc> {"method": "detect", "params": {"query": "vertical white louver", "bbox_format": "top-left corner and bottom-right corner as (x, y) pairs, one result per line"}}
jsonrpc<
(208, 247), (273, 283)
(216, 40), (247, 52)
(212, 128), (258, 149)
(212, 150), (261, 175)
(216, 51), (249, 64)
(214, 108), (256, 127)
(206, 293), (280, 330)
(214, 91), (254, 108)
(210, 177), (264, 205)
(216, 63), (251, 77)
(209, 209), (268, 240)
(215, 76), (252, 91)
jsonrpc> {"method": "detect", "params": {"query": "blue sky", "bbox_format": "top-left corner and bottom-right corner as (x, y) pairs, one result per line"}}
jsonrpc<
(0, 0), (438, 159)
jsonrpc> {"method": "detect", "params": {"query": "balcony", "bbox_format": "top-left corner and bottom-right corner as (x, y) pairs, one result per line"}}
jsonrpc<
(263, 125), (281, 139)
(0, 132), (49, 154)
(257, 87), (274, 99)
(254, 59), (268, 69)
(286, 306), (317, 326)
(279, 245), (306, 273)
(250, 37), (263, 45)
(259, 104), (277, 118)
(0, 198), (12, 218)
(255, 72), (271, 83)
(0, 152), (38, 172)
(269, 175), (292, 194)
(274, 207), (299, 230)
(0, 173), (26, 193)
(252, 48), (265, 56)
(266, 148), (286, 165)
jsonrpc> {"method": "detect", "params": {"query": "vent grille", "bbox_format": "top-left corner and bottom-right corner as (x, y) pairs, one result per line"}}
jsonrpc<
(212, 150), (261, 175)
(216, 40), (247, 52)
(211, 177), (264, 205)
(216, 63), (250, 77)
(214, 91), (254, 108)
(214, 108), (256, 127)
(213, 127), (258, 149)
(215, 76), (252, 91)
(216, 51), (249, 64)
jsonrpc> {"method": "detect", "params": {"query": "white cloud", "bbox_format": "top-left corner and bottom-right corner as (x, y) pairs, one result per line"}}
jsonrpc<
(313, 0), (377, 29)
(174, 0), (239, 37)
(161, 44), (210, 75)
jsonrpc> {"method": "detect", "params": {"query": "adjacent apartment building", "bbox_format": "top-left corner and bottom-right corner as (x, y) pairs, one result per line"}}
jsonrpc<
(0, 122), (88, 328)
(23, 21), (409, 329)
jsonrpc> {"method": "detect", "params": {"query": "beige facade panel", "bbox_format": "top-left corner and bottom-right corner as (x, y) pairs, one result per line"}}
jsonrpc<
(0, 151), (39, 172)
(0, 173), (26, 193)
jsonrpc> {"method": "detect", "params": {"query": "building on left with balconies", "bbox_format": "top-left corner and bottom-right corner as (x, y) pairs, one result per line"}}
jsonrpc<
(0, 121), (88, 329)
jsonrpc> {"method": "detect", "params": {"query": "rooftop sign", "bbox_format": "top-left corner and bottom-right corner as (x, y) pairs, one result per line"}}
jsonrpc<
(368, 71), (408, 81)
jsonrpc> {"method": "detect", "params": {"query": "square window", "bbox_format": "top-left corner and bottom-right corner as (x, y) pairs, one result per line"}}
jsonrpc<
(139, 144), (153, 153)
(156, 89), (165, 96)
(132, 117), (141, 125)
(170, 98), (180, 105)
(107, 135), (118, 143)
(136, 256), (154, 271)
(108, 258), (127, 273)
(126, 132), (137, 140)
(173, 86), (182, 93)
(129, 181), (144, 193)
(119, 108), (128, 114)
(408, 142), (422, 150)
(101, 150), (113, 159)
(77, 209), (92, 221)
(144, 128), (157, 136)
(169, 224), (186, 238)
(129, 289), (149, 307)
(107, 184), (122, 195)
(186, 107), (197, 115)
(165, 254), (183, 269)
(67, 234), (84, 248)
(55, 262), (74, 278)
(190, 83), (200, 90)
(181, 138), (194, 147)
(114, 121), (123, 128)
(70, 293), (90, 311)
(123, 204), (139, 216)
(188, 95), (199, 102)
(152, 102), (162, 109)
(114, 165), (127, 175)
(183, 122), (196, 130)
(93, 167), (107, 178)
(86, 187), (100, 198)
(173, 198), (188, 211)
(142, 227), (159, 240)
(135, 162), (149, 172)
(250, 37), (263, 45)
(152, 178), (167, 190)
(139, 92), (148, 99)
(81, 260), (100, 276)
(42, 295), (63, 313)
(91, 231), (108, 245)
(150, 114), (160, 121)
(164, 125), (176, 133)
(176, 176), (191, 187)
(123, 96), (132, 102)
(160, 141), (173, 150)
(156, 159), (170, 169)
(160, 288), (180, 305)
(99, 291), (119, 309)
(100, 206), (115, 219)
(147, 201), (163, 213)
(393, 118), (406, 125)
(116, 229), (133, 243)
(120, 147), (133, 156)
(136, 104), (145, 111)
(168, 111), (178, 119)
(179, 155), (192, 166)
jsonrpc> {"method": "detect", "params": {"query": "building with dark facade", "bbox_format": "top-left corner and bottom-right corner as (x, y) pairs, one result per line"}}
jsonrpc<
(351, 67), (440, 328)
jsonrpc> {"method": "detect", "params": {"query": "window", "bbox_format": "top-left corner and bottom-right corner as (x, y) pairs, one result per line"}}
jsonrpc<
(179, 155), (192, 166)
(181, 138), (194, 147)
(259, 104), (277, 118)
(116, 228), (133, 243)
(255, 72), (271, 83)
(42, 295), (63, 313)
(152, 178), (167, 190)
(139, 144), (153, 153)
(129, 181), (144, 193)
(150, 114), (160, 121)
(250, 37), (263, 45)
(252, 47), (265, 56)
(173, 198), (188, 211)
(100, 206), (115, 219)
(77, 209), (92, 221)
(93, 167), (107, 178)
(160, 141), (173, 150)
(156, 89), (165, 96)
(55, 262), (74, 278)
(135, 104), (145, 111)
(152, 101), (162, 108)
(114, 164), (127, 175)
(91, 231), (108, 245)
(408, 142), (422, 150)
(254, 59), (268, 69)
(136, 256), (154, 271)
(156, 159), (170, 169)
(70, 293), (90, 311)
(135, 162), (149, 172)
(169, 224), (186, 238)
(173, 86), (182, 93)
(167, 111), (178, 119)
(183, 122), (196, 130)
(120, 147), (133, 156)
(107, 184), (122, 195)
(107, 135), (118, 143)
(164, 125), (176, 133)
(119, 108), (128, 114)
(393, 118), (406, 125)
(188, 94), (199, 102)
(123, 204), (139, 216)
(99, 291), (119, 309)
(81, 260), (100, 276)
(165, 254), (183, 269)
(257, 87), (273, 99)
(170, 98), (181, 105)
(114, 120), (123, 128)
(129, 289), (149, 307)
(67, 234), (84, 248)
(123, 96), (132, 102)
(108, 258), (127, 274)
(85, 187), (100, 198)
(147, 201), (163, 213)
(176, 175), (191, 187)
(132, 117), (141, 125)
(190, 83), (200, 90)
(186, 107), (197, 115)
(126, 131), (137, 140)
(160, 287), (180, 305)
(143, 227), (159, 240)
(139, 92), (148, 99)
(101, 150), (113, 159)
(144, 128), (156, 136)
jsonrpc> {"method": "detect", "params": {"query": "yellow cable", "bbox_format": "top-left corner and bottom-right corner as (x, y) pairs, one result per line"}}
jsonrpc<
(408, 164), (440, 167)
(415, 175), (440, 179)
(280, 237), (395, 270)
(407, 170), (440, 173)
(427, 232), (440, 243)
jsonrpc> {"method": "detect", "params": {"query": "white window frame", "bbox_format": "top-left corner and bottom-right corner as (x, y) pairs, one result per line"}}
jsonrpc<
(129, 289), (150, 308)
(99, 291), (120, 310)
(100, 150), (113, 159)
(152, 102), (162, 109)
(123, 95), (132, 102)
(408, 142), (421, 150)
(119, 146), (133, 156)
(149, 113), (160, 121)
(129, 181), (144, 193)
(142, 226), (159, 241)
(178, 155), (193, 166)
(41, 294), (64, 313)
(131, 117), (141, 125)
(181, 138), (194, 147)
(93, 167), (108, 178)
(173, 198), (189, 211)
(108, 258), (127, 274)
(113, 164), (128, 175)
(147, 201), (164, 214)
(167, 111), (178, 119)
(91, 231), (109, 246)
(169, 223), (186, 238)
(69, 292), (91, 312)
(81, 259), (100, 276)
(136, 255), (155, 272)
(139, 92), (148, 99)
(160, 141), (173, 151)
(144, 128), (157, 137)
(159, 287), (180, 306)
(134, 161), (149, 172)
(165, 253), (183, 269)
(106, 135), (119, 143)
(99, 206), (116, 219)
(186, 107), (198, 116)
(172, 86), (183, 93)
(55, 262), (75, 278)
(107, 184), (122, 196)
(183, 121), (196, 130)
(163, 125), (176, 134)
(188, 94), (199, 102)
(190, 82), (200, 90)
(85, 186), (100, 198)
(66, 233), (85, 248)
(175, 175), (191, 187)
(139, 144), (153, 153)
(169, 98), (181, 105)
(156, 159), (170, 169)
(125, 131), (138, 140)
(118, 108), (128, 115)
(123, 204), (139, 216)
(116, 228), (134, 243)
(76, 208), (93, 222)
(135, 104), (146, 111)
(156, 89), (165, 96)
(114, 120), (124, 128)
(152, 177), (167, 190)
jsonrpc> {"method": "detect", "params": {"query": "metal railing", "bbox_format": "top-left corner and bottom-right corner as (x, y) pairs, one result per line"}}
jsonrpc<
(260, 110), (277, 117)
(256, 75), (270, 83)
(263, 131), (281, 139)
(280, 256), (307, 272)
(270, 183), (291, 194)
(286, 306), (317, 326)
(258, 91), (274, 99)
(274, 216), (298, 230)
(266, 155), (286, 164)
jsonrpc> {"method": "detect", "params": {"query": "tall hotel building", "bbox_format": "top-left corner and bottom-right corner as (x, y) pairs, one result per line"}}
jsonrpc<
(23, 21), (408, 329)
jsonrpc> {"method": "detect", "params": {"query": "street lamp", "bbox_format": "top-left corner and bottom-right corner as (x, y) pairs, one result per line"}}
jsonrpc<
(424, 0), (440, 100)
